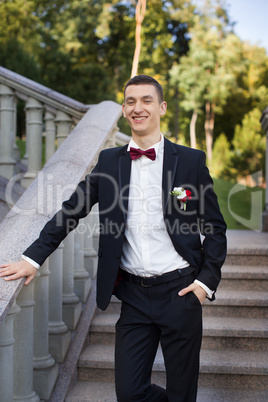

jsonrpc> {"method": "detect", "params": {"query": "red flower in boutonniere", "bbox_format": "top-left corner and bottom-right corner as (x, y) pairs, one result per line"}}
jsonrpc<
(170, 187), (192, 211)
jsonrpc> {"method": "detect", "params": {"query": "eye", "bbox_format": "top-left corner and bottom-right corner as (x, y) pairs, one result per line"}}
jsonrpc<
(127, 101), (134, 105)
(144, 100), (152, 104)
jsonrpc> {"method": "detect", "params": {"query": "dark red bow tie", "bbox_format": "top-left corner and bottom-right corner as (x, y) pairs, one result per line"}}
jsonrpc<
(129, 147), (156, 161)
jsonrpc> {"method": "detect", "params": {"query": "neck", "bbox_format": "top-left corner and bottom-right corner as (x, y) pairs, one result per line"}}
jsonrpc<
(132, 132), (161, 150)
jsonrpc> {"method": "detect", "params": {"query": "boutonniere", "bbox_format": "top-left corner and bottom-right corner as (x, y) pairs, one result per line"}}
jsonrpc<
(170, 187), (192, 211)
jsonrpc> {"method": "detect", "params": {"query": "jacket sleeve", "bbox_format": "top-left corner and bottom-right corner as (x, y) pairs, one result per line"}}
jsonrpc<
(23, 161), (100, 266)
(195, 152), (227, 297)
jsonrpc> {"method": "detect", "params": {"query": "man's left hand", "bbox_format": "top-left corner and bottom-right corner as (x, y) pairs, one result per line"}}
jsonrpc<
(178, 282), (207, 304)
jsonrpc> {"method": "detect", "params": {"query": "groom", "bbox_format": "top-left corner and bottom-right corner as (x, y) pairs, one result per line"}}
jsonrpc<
(0, 75), (227, 401)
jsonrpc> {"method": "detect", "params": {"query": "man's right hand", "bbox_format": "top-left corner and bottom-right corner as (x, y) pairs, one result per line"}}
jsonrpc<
(0, 260), (37, 285)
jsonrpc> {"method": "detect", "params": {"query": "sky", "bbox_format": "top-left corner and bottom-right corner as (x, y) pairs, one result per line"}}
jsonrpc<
(227, 0), (268, 52)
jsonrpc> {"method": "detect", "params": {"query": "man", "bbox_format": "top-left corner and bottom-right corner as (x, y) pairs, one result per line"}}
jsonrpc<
(0, 75), (227, 401)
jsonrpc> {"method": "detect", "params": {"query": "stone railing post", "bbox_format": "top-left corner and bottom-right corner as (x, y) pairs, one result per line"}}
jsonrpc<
(83, 213), (98, 279)
(0, 84), (17, 179)
(0, 302), (20, 402)
(62, 231), (82, 330)
(260, 107), (268, 231)
(33, 261), (58, 400)
(74, 227), (91, 303)
(44, 110), (56, 163)
(48, 244), (71, 363)
(13, 97), (21, 164)
(105, 124), (118, 149)
(91, 204), (100, 251)
(55, 110), (72, 148)
(13, 283), (40, 401)
(21, 97), (44, 188)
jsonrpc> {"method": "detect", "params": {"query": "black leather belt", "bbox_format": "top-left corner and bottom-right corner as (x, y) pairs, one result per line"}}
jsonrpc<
(122, 266), (196, 288)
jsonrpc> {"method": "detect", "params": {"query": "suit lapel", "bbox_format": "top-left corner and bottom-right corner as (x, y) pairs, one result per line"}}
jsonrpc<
(162, 138), (180, 212)
(119, 146), (132, 222)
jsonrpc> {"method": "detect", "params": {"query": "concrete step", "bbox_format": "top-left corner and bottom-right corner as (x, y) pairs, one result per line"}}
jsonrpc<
(78, 343), (268, 389)
(89, 312), (268, 351)
(104, 288), (268, 318)
(203, 289), (268, 318)
(219, 265), (268, 291)
(225, 230), (268, 266)
(66, 380), (268, 402)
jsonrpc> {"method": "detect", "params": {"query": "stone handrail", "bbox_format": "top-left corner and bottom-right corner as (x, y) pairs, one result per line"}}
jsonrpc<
(0, 66), (89, 119)
(0, 100), (122, 401)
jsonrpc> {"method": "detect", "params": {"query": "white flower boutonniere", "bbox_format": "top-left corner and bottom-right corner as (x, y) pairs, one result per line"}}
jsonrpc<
(170, 186), (192, 211)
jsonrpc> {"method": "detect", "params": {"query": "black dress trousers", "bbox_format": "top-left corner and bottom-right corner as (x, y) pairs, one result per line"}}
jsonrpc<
(114, 271), (203, 402)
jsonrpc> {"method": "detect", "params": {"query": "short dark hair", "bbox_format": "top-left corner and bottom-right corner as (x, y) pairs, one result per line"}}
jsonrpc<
(124, 75), (164, 103)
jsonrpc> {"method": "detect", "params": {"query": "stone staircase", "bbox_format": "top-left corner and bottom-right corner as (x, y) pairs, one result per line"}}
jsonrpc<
(66, 231), (268, 402)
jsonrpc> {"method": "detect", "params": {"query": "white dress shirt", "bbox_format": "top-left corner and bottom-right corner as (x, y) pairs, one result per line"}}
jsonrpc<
(121, 134), (189, 276)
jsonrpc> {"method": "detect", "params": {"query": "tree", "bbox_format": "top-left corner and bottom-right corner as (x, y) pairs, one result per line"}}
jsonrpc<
(171, 0), (246, 159)
(223, 108), (265, 181)
(131, 0), (147, 77)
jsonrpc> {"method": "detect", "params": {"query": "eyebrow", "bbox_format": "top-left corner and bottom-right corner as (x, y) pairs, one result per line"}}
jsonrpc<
(125, 95), (154, 102)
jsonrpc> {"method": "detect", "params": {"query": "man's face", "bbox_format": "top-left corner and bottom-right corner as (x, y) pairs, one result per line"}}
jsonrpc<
(122, 84), (167, 137)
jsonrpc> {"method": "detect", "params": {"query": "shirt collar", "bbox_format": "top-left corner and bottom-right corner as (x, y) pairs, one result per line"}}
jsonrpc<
(127, 133), (164, 157)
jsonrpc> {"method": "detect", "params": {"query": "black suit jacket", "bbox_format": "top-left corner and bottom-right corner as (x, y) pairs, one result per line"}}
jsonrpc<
(24, 138), (227, 310)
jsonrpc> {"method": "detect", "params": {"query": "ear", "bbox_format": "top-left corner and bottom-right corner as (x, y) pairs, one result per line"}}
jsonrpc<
(122, 103), (126, 118)
(160, 101), (167, 116)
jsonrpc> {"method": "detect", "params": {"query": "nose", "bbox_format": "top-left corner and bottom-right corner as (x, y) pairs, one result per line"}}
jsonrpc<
(133, 101), (144, 114)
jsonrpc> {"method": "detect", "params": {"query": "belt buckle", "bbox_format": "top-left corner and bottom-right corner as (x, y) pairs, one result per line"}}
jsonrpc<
(140, 277), (150, 287)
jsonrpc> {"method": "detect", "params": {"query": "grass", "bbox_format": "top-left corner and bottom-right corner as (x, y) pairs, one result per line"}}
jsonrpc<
(16, 137), (46, 166)
(213, 178), (265, 231)
(16, 138), (264, 231)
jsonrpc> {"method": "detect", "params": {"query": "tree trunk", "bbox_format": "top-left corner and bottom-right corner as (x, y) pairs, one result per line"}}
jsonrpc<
(190, 110), (197, 149)
(131, 0), (147, 78)
(174, 87), (179, 141)
(204, 100), (215, 161)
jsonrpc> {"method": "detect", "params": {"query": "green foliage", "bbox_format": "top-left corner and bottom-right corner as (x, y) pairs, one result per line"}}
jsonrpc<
(222, 108), (265, 181)
(211, 133), (231, 177)
(0, 39), (41, 81)
(0, 0), (267, 183)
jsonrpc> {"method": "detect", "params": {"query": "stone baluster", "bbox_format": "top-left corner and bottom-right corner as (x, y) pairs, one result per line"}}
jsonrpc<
(105, 124), (118, 149)
(261, 108), (268, 231)
(74, 226), (92, 303)
(0, 302), (20, 401)
(84, 213), (98, 279)
(48, 244), (71, 363)
(13, 97), (21, 165)
(265, 128), (268, 228)
(44, 110), (56, 163)
(13, 283), (40, 401)
(92, 204), (100, 251)
(0, 84), (17, 179)
(21, 97), (43, 188)
(33, 261), (58, 400)
(62, 231), (82, 330)
(55, 110), (72, 148)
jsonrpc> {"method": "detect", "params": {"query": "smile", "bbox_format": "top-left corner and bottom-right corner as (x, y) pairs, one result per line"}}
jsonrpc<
(132, 116), (147, 122)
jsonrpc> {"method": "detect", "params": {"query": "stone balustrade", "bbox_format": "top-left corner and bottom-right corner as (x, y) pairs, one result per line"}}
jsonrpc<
(261, 107), (268, 231)
(0, 67), (90, 187)
(0, 80), (124, 401)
